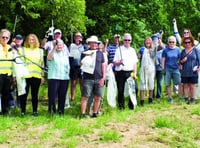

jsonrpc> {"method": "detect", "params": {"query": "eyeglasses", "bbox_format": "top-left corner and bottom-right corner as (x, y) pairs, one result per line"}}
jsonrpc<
(183, 32), (189, 34)
(124, 39), (131, 42)
(169, 41), (175, 43)
(184, 41), (191, 44)
(2, 36), (9, 39)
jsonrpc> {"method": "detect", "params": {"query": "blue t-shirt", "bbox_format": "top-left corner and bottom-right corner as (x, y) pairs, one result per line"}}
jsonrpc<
(180, 48), (200, 77)
(162, 46), (180, 69)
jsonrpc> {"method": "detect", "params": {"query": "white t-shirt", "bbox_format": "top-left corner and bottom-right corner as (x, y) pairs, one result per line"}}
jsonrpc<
(113, 45), (138, 71)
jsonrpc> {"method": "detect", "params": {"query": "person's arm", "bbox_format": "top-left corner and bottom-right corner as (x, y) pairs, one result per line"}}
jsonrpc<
(173, 18), (181, 45)
(161, 57), (165, 70)
(47, 47), (56, 61)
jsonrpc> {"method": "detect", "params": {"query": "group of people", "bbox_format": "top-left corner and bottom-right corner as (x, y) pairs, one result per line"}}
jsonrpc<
(0, 29), (44, 116)
(0, 19), (200, 118)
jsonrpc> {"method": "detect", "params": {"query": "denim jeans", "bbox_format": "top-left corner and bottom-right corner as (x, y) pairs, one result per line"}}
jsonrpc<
(156, 70), (163, 98)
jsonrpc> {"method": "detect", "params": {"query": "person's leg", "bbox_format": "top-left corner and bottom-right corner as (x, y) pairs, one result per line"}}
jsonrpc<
(30, 78), (41, 115)
(20, 78), (30, 115)
(149, 90), (153, 103)
(48, 79), (58, 114)
(81, 79), (93, 115)
(115, 71), (126, 109)
(92, 79), (104, 117)
(0, 75), (12, 114)
(156, 71), (162, 98)
(140, 90), (145, 106)
(183, 83), (189, 103)
(57, 80), (68, 114)
(189, 84), (196, 103)
(93, 96), (101, 116)
(70, 79), (77, 101)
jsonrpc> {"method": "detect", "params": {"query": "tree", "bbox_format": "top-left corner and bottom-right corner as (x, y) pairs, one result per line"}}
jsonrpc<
(0, 0), (91, 44)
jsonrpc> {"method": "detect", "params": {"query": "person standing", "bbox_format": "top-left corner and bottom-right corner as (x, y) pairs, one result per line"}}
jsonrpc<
(155, 46), (164, 99)
(106, 34), (120, 65)
(11, 34), (24, 107)
(139, 37), (156, 106)
(80, 35), (106, 118)
(69, 32), (86, 103)
(113, 33), (138, 110)
(19, 33), (44, 116)
(47, 39), (70, 115)
(180, 36), (200, 104)
(162, 36), (181, 103)
(0, 29), (14, 114)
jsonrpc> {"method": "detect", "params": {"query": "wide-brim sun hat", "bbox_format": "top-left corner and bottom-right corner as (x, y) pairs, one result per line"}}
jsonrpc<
(86, 35), (99, 43)
(75, 32), (82, 38)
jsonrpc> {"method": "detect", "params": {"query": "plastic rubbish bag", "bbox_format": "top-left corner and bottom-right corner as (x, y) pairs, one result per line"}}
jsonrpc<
(106, 64), (117, 107)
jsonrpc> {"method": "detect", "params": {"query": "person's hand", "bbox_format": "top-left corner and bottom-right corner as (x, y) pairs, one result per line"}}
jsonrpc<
(105, 39), (109, 45)
(181, 57), (187, 63)
(161, 69), (166, 75)
(41, 77), (45, 84)
(99, 78), (105, 87)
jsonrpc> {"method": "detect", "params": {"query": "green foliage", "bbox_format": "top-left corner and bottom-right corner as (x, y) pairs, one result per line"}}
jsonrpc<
(0, 0), (199, 46)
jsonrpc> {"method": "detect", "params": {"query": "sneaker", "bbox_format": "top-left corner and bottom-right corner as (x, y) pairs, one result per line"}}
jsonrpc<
(80, 114), (86, 119)
(178, 97), (183, 101)
(190, 98), (195, 104)
(185, 98), (189, 104)
(168, 97), (173, 103)
(21, 112), (25, 117)
(91, 113), (97, 118)
(148, 98), (153, 104)
(32, 112), (38, 117)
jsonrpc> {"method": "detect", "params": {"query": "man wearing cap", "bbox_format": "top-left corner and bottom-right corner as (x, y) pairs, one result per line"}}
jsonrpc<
(106, 34), (120, 65)
(80, 35), (106, 118)
(10, 34), (24, 107)
(41, 29), (69, 68)
(69, 32), (86, 103)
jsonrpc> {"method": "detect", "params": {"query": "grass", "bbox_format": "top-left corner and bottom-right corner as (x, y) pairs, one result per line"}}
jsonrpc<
(0, 82), (200, 148)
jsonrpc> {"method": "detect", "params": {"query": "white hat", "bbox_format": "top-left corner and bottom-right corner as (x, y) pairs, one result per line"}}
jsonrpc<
(86, 35), (99, 43)
(54, 29), (62, 34)
(114, 34), (120, 38)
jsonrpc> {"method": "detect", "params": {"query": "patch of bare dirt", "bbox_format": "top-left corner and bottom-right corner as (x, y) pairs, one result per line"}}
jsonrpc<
(76, 121), (169, 148)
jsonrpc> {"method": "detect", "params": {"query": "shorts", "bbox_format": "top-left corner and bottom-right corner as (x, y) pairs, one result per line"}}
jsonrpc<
(81, 79), (104, 98)
(70, 66), (82, 80)
(181, 76), (198, 84)
(164, 69), (181, 86)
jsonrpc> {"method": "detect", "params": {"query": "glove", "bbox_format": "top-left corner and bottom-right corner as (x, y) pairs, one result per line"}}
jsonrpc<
(130, 71), (137, 80)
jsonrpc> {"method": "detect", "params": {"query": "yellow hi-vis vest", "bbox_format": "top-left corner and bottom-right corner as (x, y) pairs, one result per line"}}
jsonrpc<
(0, 44), (13, 75)
(19, 47), (43, 79)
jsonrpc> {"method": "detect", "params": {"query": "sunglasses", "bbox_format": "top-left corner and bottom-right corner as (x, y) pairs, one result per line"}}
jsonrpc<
(124, 39), (131, 42)
(184, 41), (191, 44)
(2, 36), (9, 39)
(169, 41), (175, 43)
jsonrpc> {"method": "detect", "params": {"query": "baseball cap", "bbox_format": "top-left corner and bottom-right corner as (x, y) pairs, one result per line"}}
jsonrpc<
(54, 29), (62, 34)
(15, 34), (23, 40)
(114, 34), (120, 38)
